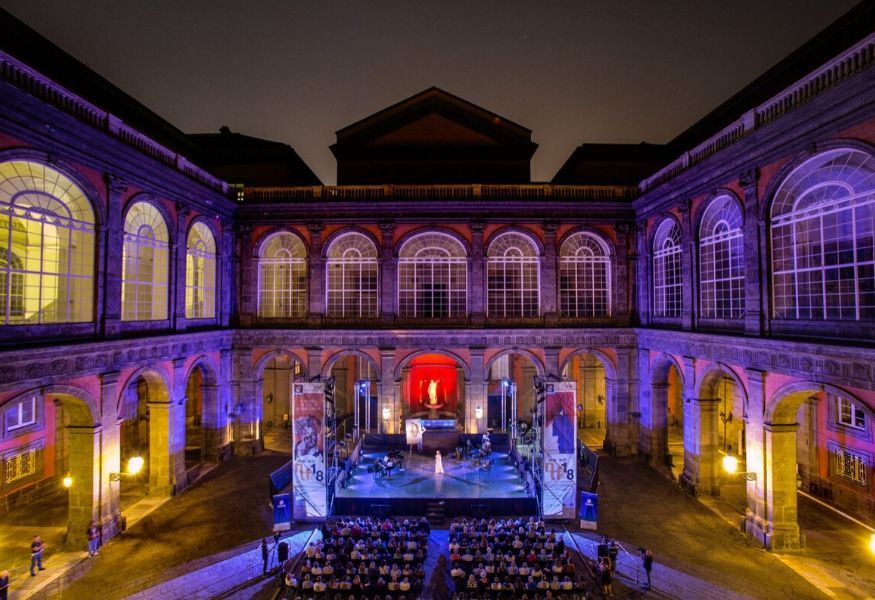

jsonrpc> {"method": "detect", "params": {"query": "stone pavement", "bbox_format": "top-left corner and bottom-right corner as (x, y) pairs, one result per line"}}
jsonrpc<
(123, 529), (318, 600)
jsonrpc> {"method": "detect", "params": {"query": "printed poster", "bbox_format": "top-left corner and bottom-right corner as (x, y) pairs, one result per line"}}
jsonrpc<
(292, 382), (326, 519)
(542, 380), (577, 519)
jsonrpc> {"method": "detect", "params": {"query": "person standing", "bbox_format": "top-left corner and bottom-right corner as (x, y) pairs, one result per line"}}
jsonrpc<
(435, 450), (444, 475)
(640, 547), (653, 589)
(0, 569), (9, 600)
(86, 521), (100, 557)
(30, 535), (45, 576)
(260, 538), (269, 575)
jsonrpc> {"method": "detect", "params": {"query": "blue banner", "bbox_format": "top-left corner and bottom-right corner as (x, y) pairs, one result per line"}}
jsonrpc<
(579, 491), (598, 530)
(272, 493), (291, 532)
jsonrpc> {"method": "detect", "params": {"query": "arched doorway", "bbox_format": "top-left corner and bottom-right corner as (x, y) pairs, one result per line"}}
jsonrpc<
(402, 353), (466, 431)
(184, 359), (221, 464)
(120, 370), (172, 497)
(261, 353), (304, 452)
(561, 353), (609, 449)
(327, 352), (379, 441)
(648, 356), (684, 479)
(487, 351), (540, 439)
(700, 369), (746, 502)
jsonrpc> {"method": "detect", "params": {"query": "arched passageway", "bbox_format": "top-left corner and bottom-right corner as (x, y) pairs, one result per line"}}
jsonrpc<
(487, 351), (539, 440)
(327, 352), (379, 440)
(260, 353), (304, 452)
(561, 353), (608, 449)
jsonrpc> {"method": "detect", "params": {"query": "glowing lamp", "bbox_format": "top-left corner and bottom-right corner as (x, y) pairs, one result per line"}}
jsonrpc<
(475, 406), (483, 419)
(722, 454), (739, 474)
(382, 406), (391, 420)
(870, 533), (875, 555)
(62, 475), (73, 488)
(127, 456), (145, 476)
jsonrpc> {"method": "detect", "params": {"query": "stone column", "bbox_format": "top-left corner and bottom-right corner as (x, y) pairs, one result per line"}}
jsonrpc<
(237, 224), (255, 325)
(635, 220), (650, 325)
(169, 358), (188, 493)
(543, 347), (560, 377)
(613, 223), (630, 321)
(307, 223), (325, 324)
(468, 222), (486, 324)
(214, 348), (233, 458)
(604, 348), (636, 456)
(679, 199), (695, 330)
(682, 396), (720, 496)
(763, 422), (803, 550)
(148, 391), (175, 497)
(234, 347), (260, 453)
(582, 359), (598, 427)
(98, 372), (122, 540)
(743, 368), (768, 544)
(740, 169), (765, 335)
(66, 425), (101, 549)
(469, 348), (486, 433)
(379, 223), (396, 324)
(379, 349), (396, 434)
(173, 205), (191, 331)
(101, 175), (126, 337)
(541, 222), (558, 324)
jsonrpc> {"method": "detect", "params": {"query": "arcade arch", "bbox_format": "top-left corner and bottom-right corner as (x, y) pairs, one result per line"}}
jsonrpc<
(486, 350), (542, 435)
(258, 351), (305, 452)
(325, 350), (380, 439)
(184, 357), (220, 463)
(561, 351), (613, 450)
(119, 369), (173, 496)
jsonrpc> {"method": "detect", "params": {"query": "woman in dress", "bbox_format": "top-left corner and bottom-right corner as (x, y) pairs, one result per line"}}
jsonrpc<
(435, 450), (444, 474)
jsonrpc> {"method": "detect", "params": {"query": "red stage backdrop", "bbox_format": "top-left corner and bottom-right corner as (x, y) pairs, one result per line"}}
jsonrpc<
(408, 354), (458, 415)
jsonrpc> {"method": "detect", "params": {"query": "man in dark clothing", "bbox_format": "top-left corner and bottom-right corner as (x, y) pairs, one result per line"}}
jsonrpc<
(640, 547), (654, 589)
(30, 536), (45, 576)
(260, 538), (269, 575)
(0, 569), (9, 600)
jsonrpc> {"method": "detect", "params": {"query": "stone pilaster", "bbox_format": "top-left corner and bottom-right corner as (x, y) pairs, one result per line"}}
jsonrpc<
(66, 424), (101, 549)
(219, 217), (234, 327)
(763, 422), (803, 550)
(173, 205), (191, 331)
(682, 396), (720, 495)
(743, 368), (769, 543)
(98, 371), (122, 540)
(101, 175), (126, 337)
(468, 222), (486, 324)
(236, 224), (255, 325)
(307, 223), (325, 324)
(541, 222), (558, 324)
(379, 349), (396, 433)
(635, 219), (650, 325)
(379, 223), (396, 324)
(678, 200), (695, 330)
(604, 347), (636, 456)
(613, 223), (631, 321)
(169, 358), (188, 492)
(741, 169), (765, 335)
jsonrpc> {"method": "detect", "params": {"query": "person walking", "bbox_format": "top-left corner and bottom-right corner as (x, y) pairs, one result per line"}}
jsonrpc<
(30, 535), (45, 576)
(261, 538), (270, 575)
(434, 450), (444, 475)
(0, 569), (9, 600)
(598, 556), (613, 598)
(86, 521), (100, 557)
(640, 547), (653, 589)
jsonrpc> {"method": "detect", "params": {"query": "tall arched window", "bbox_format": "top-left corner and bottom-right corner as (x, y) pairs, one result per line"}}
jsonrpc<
(487, 232), (539, 318)
(398, 232), (467, 318)
(652, 218), (683, 318)
(699, 195), (744, 319)
(771, 148), (875, 321)
(122, 201), (169, 321)
(0, 160), (95, 325)
(257, 231), (307, 318)
(326, 231), (378, 318)
(559, 231), (611, 317)
(185, 221), (216, 319)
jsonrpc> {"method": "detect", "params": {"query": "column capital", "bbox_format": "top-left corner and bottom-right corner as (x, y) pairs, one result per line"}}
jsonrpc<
(468, 221), (486, 234)
(307, 222), (325, 235)
(100, 371), (121, 386)
(739, 168), (758, 193)
(542, 221), (558, 234)
(104, 173), (128, 196)
(378, 221), (396, 235)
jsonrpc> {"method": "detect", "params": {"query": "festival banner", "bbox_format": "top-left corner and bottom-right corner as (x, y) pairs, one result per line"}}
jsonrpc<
(292, 382), (327, 520)
(542, 380), (577, 519)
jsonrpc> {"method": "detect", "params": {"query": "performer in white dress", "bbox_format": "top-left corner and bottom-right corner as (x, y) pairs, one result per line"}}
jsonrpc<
(435, 450), (444, 475)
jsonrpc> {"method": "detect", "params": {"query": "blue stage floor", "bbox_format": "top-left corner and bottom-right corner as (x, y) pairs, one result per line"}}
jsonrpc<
(338, 450), (530, 500)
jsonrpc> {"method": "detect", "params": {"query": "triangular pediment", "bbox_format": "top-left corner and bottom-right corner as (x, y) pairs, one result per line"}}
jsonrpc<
(368, 112), (500, 147)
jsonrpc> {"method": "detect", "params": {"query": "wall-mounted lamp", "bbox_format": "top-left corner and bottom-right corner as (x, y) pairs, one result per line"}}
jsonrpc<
(382, 406), (391, 420)
(475, 406), (483, 419)
(870, 533), (875, 555)
(62, 475), (73, 488)
(722, 454), (756, 481)
(110, 456), (144, 482)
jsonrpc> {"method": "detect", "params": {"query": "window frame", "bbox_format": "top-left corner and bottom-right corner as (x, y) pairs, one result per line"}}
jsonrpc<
(558, 231), (612, 318)
(487, 231), (540, 318)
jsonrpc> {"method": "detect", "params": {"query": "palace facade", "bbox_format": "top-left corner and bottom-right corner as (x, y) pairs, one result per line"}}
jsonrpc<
(0, 5), (874, 552)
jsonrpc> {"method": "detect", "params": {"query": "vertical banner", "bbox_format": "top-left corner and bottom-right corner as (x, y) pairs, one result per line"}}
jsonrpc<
(292, 382), (327, 520)
(272, 492), (291, 532)
(579, 491), (598, 530)
(542, 381), (577, 519)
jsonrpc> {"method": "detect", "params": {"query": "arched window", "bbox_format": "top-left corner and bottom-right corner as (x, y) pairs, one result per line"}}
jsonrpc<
(185, 221), (216, 319)
(771, 148), (875, 321)
(487, 232), (539, 318)
(326, 232), (378, 318)
(558, 232), (611, 317)
(398, 232), (467, 318)
(257, 231), (307, 318)
(122, 202), (169, 321)
(652, 218), (683, 318)
(699, 196), (744, 319)
(0, 160), (95, 325)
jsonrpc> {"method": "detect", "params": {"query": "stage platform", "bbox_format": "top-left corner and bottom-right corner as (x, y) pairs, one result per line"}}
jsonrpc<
(335, 449), (537, 517)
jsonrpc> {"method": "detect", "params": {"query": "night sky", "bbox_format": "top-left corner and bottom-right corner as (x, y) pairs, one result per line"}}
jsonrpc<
(2, 1), (860, 184)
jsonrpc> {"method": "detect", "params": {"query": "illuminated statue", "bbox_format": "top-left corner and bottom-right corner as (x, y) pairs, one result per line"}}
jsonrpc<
(427, 378), (440, 405)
